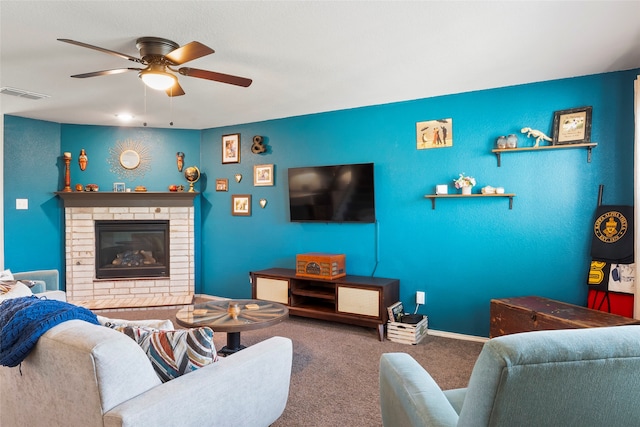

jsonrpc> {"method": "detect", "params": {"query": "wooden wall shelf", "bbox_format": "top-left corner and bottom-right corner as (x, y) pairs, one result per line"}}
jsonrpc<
(424, 193), (516, 210)
(491, 142), (597, 166)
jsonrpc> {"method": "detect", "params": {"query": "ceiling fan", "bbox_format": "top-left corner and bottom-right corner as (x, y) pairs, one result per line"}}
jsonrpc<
(58, 37), (252, 97)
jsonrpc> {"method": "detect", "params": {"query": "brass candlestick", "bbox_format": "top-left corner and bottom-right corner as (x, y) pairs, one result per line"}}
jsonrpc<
(63, 153), (72, 192)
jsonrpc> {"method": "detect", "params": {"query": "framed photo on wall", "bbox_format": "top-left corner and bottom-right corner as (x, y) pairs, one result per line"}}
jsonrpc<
(232, 194), (251, 216)
(222, 133), (240, 164)
(552, 106), (592, 145)
(254, 164), (274, 186)
(416, 118), (453, 149)
(215, 178), (228, 192)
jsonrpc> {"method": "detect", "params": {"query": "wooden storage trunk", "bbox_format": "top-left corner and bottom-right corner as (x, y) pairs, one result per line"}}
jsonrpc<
(387, 316), (428, 345)
(296, 253), (346, 280)
(490, 296), (640, 338)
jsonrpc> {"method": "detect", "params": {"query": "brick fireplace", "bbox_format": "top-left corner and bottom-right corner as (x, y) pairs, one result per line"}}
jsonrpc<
(57, 192), (197, 310)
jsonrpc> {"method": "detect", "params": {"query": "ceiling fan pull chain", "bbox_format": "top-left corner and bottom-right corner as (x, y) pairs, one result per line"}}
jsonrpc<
(143, 85), (148, 126)
(169, 88), (174, 126)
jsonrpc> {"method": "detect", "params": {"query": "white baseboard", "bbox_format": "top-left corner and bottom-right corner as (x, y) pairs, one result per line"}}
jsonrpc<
(428, 329), (489, 343)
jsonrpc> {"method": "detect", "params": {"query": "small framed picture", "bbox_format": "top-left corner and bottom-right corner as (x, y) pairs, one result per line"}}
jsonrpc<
(552, 106), (592, 145)
(254, 164), (274, 186)
(215, 178), (228, 192)
(416, 118), (453, 149)
(113, 182), (125, 192)
(222, 133), (240, 164)
(232, 194), (251, 216)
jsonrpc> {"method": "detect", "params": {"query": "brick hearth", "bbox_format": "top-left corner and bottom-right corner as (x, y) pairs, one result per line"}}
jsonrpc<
(73, 294), (194, 312)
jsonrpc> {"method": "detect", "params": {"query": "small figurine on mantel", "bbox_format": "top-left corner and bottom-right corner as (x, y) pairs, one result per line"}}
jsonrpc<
(176, 152), (185, 172)
(521, 127), (552, 148)
(78, 149), (88, 171)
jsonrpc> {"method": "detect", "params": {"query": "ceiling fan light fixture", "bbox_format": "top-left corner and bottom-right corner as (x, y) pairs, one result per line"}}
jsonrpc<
(115, 113), (134, 121)
(139, 68), (177, 91)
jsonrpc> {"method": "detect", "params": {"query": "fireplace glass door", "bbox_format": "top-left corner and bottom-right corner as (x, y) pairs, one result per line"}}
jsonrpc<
(95, 220), (169, 279)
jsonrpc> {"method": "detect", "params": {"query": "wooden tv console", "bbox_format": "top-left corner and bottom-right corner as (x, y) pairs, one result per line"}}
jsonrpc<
(250, 268), (399, 341)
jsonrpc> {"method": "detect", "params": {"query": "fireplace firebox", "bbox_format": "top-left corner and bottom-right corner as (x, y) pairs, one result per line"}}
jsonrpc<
(95, 220), (170, 279)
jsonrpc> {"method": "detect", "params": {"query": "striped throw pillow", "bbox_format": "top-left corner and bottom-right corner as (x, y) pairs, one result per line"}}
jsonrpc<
(118, 325), (218, 382)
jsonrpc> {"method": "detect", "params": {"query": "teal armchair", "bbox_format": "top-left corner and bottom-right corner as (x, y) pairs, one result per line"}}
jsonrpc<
(380, 325), (640, 427)
(12, 269), (63, 299)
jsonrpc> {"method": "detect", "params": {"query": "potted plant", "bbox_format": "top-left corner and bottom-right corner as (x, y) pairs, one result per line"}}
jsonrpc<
(453, 173), (476, 195)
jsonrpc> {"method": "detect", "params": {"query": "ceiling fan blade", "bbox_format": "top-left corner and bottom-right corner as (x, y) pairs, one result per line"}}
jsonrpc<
(179, 67), (252, 87)
(58, 38), (143, 63)
(166, 81), (186, 97)
(165, 41), (214, 65)
(70, 68), (141, 78)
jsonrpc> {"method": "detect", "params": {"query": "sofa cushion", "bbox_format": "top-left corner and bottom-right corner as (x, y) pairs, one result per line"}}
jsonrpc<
(97, 315), (175, 331)
(0, 281), (33, 301)
(117, 325), (218, 382)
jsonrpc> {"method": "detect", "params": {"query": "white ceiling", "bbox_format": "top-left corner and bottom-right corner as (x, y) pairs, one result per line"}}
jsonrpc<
(2, 1), (640, 130)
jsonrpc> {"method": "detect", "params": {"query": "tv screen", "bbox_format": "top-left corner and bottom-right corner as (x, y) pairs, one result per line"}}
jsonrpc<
(288, 163), (376, 223)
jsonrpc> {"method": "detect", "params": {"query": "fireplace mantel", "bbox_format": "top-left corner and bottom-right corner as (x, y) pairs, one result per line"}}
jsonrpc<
(55, 191), (198, 208)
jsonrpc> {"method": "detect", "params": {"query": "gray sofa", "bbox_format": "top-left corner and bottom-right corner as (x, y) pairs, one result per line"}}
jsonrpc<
(380, 325), (640, 427)
(0, 318), (293, 426)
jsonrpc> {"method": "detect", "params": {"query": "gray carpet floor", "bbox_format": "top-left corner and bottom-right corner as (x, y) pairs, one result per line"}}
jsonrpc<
(97, 306), (484, 426)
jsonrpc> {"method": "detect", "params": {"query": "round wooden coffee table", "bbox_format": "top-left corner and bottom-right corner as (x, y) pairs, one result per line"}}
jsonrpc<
(176, 299), (288, 355)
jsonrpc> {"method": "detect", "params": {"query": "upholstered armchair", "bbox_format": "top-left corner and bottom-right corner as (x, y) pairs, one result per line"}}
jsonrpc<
(380, 325), (640, 427)
(13, 269), (66, 301)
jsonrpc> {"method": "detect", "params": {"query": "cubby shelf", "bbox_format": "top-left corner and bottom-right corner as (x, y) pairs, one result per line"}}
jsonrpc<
(491, 142), (597, 166)
(424, 193), (516, 210)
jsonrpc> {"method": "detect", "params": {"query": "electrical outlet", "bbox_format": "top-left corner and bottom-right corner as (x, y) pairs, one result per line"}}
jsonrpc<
(416, 291), (425, 305)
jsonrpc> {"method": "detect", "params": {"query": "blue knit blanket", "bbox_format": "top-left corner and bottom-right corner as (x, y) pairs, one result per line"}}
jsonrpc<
(0, 296), (99, 367)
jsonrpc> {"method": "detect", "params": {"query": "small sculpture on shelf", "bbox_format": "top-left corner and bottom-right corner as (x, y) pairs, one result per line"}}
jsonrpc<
(176, 152), (185, 172)
(78, 149), (88, 171)
(521, 127), (552, 148)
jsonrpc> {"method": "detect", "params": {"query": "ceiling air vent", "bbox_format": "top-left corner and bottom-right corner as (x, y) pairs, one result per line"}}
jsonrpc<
(0, 87), (50, 100)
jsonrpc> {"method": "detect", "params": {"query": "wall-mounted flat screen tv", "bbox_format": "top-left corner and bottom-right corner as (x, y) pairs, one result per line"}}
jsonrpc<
(288, 163), (375, 223)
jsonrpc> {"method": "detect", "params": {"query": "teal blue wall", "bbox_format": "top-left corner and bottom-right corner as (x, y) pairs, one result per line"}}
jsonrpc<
(4, 116), (62, 272)
(4, 69), (638, 336)
(3, 123), (203, 289)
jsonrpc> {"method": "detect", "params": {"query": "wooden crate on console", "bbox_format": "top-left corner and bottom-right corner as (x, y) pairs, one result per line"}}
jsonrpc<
(251, 268), (399, 341)
(387, 316), (428, 345)
(490, 296), (640, 338)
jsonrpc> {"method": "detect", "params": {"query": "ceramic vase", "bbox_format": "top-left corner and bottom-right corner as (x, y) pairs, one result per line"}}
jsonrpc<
(462, 186), (472, 195)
